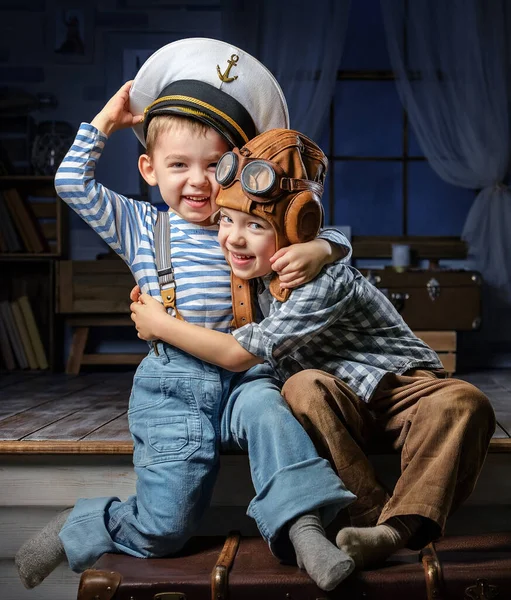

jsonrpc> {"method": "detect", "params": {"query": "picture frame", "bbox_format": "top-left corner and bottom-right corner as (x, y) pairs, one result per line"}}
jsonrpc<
(48, 2), (94, 64)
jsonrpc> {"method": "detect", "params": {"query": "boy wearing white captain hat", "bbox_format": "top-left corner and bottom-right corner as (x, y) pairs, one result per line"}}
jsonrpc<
(16, 38), (355, 592)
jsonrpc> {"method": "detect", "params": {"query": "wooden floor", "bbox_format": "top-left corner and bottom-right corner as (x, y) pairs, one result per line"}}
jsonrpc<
(0, 368), (509, 453)
(0, 368), (509, 600)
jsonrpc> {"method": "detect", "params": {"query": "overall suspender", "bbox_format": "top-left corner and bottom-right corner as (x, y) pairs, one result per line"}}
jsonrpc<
(154, 211), (184, 320)
(154, 211), (258, 332)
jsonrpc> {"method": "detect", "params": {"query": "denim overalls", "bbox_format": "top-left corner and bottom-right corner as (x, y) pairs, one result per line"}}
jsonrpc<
(60, 342), (355, 572)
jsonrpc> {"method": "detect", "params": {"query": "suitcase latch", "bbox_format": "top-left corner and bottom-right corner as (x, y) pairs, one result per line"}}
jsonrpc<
(465, 578), (499, 599)
(389, 292), (409, 313)
(427, 277), (440, 301)
(154, 594), (186, 600)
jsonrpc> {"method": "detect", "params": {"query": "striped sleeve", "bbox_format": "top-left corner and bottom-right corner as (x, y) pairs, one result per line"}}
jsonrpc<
(54, 122), (157, 267)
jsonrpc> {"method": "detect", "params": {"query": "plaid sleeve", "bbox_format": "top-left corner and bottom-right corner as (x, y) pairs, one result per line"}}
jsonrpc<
(233, 265), (356, 365)
(317, 227), (352, 263)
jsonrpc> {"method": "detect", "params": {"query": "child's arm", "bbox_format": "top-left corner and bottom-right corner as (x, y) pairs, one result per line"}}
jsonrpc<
(271, 238), (345, 289)
(271, 229), (351, 289)
(130, 265), (351, 372)
(54, 81), (152, 267)
(130, 292), (261, 372)
(90, 80), (142, 136)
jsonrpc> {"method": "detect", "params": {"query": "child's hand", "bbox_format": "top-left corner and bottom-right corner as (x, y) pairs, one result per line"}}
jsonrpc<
(130, 293), (168, 341)
(270, 239), (331, 288)
(91, 80), (143, 137)
(130, 284), (142, 303)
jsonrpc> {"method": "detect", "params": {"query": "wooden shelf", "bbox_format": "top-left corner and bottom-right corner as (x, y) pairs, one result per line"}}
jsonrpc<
(0, 254), (60, 260)
(352, 236), (467, 259)
(0, 175), (54, 182)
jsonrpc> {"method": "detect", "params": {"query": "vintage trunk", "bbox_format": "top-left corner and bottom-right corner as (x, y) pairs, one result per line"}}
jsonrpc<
(78, 531), (511, 600)
(360, 268), (482, 331)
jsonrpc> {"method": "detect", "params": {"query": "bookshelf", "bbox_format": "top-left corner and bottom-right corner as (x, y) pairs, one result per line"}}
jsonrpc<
(0, 176), (68, 372)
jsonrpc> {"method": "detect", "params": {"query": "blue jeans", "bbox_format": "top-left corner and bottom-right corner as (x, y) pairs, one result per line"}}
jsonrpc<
(60, 343), (355, 572)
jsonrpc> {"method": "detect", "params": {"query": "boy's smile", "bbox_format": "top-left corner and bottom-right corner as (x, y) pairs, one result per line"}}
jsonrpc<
(218, 207), (276, 279)
(139, 122), (229, 226)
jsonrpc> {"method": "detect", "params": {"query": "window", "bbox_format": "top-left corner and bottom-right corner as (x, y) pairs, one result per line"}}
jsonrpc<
(323, 0), (474, 253)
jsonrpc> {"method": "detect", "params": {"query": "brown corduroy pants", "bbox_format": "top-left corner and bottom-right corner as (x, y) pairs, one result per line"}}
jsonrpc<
(282, 369), (496, 548)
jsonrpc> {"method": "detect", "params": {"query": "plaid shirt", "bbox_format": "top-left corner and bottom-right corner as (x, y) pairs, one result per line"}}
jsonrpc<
(233, 263), (443, 403)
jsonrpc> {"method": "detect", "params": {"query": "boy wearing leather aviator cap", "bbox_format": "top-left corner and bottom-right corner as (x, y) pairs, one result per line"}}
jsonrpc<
(16, 39), (356, 592)
(130, 127), (495, 571)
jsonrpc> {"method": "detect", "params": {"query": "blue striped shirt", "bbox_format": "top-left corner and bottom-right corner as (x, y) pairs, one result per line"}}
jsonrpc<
(55, 123), (233, 332)
(55, 123), (352, 335)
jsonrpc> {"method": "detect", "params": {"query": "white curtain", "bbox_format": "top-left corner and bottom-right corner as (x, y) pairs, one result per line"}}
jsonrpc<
(220, 0), (351, 141)
(381, 0), (511, 293)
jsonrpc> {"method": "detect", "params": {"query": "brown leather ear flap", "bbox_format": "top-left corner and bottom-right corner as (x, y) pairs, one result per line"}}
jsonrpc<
(230, 272), (256, 329)
(284, 191), (323, 245)
(269, 275), (292, 302)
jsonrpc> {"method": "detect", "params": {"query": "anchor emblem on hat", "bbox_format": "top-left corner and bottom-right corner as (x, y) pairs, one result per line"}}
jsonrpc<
(217, 54), (239, 83)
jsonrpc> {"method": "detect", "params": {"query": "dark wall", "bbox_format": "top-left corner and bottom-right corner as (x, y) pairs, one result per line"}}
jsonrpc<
(1, 0), (509, 367)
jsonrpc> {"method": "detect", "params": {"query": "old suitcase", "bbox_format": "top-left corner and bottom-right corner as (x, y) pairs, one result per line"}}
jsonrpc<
(78, 531), (511, 600)
(360, 267), (482, 331)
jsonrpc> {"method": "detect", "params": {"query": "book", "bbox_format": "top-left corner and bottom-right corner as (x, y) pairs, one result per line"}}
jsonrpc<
(3, 188), (49, 253)
(0, 190), (23, 252)
(0, 299), (28, 369)
(17, 295), (48, 370)
(11, 299), (38, 370)
(3, 187), (32, 251)
(0, 309), (16, 370)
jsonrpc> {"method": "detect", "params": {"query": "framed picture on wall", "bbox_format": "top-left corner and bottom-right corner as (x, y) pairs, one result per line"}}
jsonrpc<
(48, 2), (94, 64)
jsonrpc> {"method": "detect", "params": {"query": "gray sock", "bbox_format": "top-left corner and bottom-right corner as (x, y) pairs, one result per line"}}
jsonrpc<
(15, 508), (72, 589)
(335, 516), (422, 569)
(289, 511), (355, 591)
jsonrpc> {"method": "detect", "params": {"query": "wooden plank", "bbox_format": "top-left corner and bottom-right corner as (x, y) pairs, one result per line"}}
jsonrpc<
(68, 316), (132, 327)
(65, 327), (89, 375)
(0, 506), (258, 559)
(437, 352), (456, 374)
(81, 354), (145, 365)
(414, 330), (456, 351)
(56, 260), (73, 313)
(352, 236), (467, 259)
(0, 455), (254, 507)
(0, 399), (97, 440)
(30, 202), (56, 219)
(82, 412), (131, 442)
(0, 371), (43, 390)
(0, 372), (131, 404)
(0, 507), (70, 558)
(489, 438), (511, 452)
(0, 372), (97, 400)
(0, 440), (133, 454)
(73, 299), (133, 313)
(493, 423), (510, 439)
(40, 221), (56, 240)
(24, 397), (128, 441)
(0, 561), (80, 600)
(0, 376), (132, 440)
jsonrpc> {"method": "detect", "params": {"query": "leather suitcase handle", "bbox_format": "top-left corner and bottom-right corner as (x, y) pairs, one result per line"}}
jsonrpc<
(211, 531), (241, 600)
(77, 568), (122, 600)
(420, 542), (444, 600)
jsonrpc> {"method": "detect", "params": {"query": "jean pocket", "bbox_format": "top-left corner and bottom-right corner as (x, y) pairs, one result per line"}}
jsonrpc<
(148, 416), (190, 453)
(131, 376), (203, 466)
(133, 413), (201, 466)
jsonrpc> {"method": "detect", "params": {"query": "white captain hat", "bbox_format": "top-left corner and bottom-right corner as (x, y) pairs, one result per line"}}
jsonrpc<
(130, 37), (290, 149)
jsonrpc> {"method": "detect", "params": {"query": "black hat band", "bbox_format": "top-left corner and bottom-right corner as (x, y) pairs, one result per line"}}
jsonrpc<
(143, 80), (256, 148)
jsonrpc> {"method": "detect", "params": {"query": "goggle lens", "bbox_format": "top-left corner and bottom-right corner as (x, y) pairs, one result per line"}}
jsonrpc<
(216, 152), (237, 185)
(241, 161), (276, 195)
